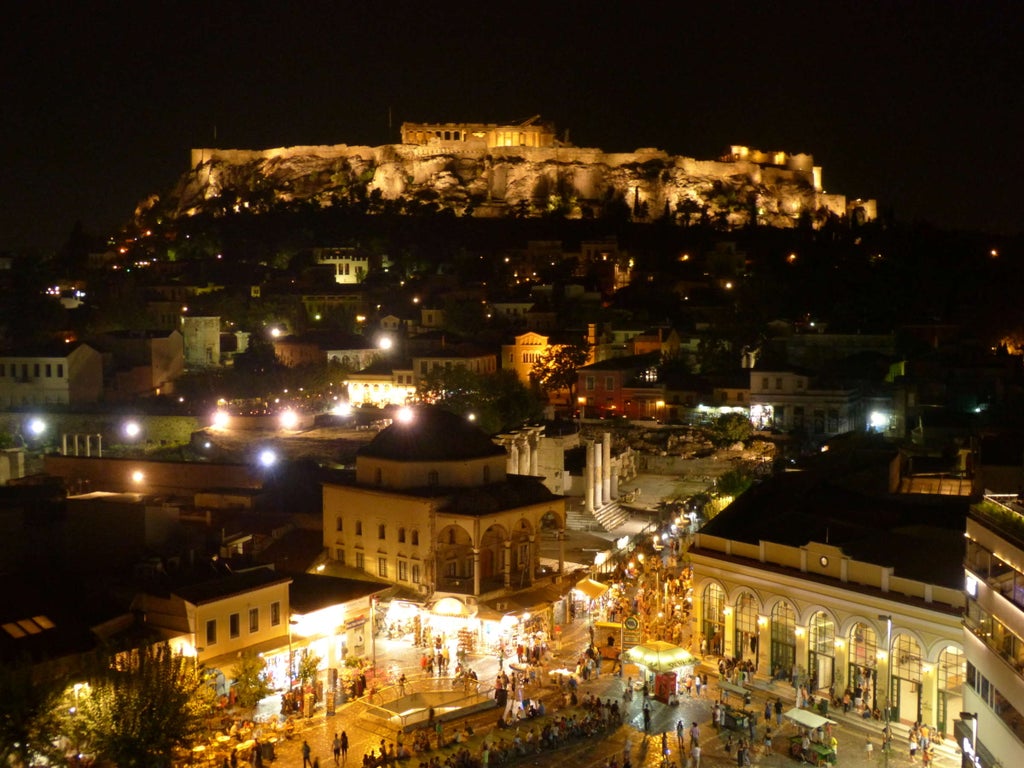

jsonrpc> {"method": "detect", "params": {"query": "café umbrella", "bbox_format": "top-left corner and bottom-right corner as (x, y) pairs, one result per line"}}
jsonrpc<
(624, 640), (696, 673)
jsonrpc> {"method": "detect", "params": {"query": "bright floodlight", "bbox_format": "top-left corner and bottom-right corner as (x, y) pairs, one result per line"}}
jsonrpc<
(131, 470), (145, 484)
(212, 411), (230, 429)
(259, 449), (277, 468)
(28, 418), (46, 436)
(270, 327), (282, 338)
(124, 421), (141, 439)
(279, 410), (299, 430)
(378, 336), (393, 351)
(467, 413), (476, 421)
(395, 407), (414, 424)
(331, 402), (352, 417)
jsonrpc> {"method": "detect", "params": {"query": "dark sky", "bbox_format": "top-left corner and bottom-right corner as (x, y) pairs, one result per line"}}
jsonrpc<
(2, 2), (1020, 252)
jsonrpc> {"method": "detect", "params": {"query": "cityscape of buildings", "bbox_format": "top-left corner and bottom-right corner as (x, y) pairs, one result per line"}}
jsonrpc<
(1, 116), (1022, 768)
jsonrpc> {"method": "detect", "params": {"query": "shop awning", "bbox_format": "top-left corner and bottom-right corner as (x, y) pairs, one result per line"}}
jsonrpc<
(624, 641), (696, 673)
(574, 577), (609, 600)
(783, 707), (836, 730)
(428, 596), (475, 618)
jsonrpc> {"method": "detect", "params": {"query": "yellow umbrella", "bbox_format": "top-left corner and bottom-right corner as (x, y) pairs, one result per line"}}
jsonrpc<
(625, 640), (696, 672)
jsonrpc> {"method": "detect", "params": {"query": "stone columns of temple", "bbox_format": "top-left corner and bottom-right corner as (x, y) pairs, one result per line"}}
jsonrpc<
(528, 428), (540, 476)
(584, 441), (595, 514)
(602, 432), (612, 501)
(593, 445), (603, 508)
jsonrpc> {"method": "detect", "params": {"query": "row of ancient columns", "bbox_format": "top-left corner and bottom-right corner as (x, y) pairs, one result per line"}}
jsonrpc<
(585, 432), (615, 514)
(62, 433), (103, 456)
(498, 427), (542, 476)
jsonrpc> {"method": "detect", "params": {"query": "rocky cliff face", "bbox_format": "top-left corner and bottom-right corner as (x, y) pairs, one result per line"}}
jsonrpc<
(146, 142), (845, 228)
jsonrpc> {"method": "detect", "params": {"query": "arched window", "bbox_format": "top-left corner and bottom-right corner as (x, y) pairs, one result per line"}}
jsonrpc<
(937, 646), (965, 735)
(848, 622), (878, 710)
(378, 523), (386, 540)
(411, 530), (419, 546)
(890, 633), (923, 723)
(770, 601), (796, 678)
(702, 584), (726, 655)
(808, 611), (836, 691)
(734, 592), (759, 667)
(398, 527), (406, 544)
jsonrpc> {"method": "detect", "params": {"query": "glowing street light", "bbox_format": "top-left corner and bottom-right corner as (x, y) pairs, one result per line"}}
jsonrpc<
(123, 421), (141, 439)
(395, 407), (413, 424)
(131, 470), (145, 484)
(212, 411), (230, 429)
(259, 449), (278, 468)
(279, 410), (299, 430)
(28, 418), (46, 437)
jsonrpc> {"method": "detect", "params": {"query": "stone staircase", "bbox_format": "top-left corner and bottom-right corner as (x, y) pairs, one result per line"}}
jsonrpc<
(565, 500), (632, 532)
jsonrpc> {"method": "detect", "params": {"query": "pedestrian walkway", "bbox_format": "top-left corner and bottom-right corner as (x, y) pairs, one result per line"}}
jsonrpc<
(235, 611), (963, 768)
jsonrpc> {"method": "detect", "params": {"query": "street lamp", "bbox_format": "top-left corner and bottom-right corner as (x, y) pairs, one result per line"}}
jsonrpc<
(878, 614), (893, 759)
(959, 712), (978, 768)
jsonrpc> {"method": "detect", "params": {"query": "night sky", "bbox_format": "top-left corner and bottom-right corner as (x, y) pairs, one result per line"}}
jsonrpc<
(2, 2), (1020, 252)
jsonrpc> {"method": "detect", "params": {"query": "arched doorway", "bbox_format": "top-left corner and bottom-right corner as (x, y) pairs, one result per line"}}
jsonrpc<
(770, 601), (796, 680)
(936, 646), (965, 738)
(807, 611), (835, 692)
(479, 524), (508, 587)
(435, 524), (473, 591)
(847, 622), (878, 712)
(702, 584), (726, 656)
(734, 592), (759, 668)
(891, 633), (923, 723)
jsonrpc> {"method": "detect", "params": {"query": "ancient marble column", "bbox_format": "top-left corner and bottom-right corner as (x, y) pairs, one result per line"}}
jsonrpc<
(584, 441), (595, 514)
(598, 436), (606, 501)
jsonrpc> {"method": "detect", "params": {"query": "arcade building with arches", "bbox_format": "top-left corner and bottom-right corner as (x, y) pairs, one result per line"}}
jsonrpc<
(688, 446), (969, 739)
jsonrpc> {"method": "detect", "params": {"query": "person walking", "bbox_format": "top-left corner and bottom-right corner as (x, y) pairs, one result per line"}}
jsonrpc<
(774, 697), (783, 726)
(642, 702), (651, 734)
(301, 741), (313, 768)
(691, 743), (701, 768)
(332, 734), (341, 766)
(340, 732), (349, 765)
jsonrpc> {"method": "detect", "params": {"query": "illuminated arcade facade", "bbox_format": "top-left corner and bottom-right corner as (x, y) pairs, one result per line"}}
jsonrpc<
(690, 535), (966, 736)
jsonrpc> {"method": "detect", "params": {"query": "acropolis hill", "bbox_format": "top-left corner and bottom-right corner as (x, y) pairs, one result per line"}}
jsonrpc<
(152, 117), (875, 228)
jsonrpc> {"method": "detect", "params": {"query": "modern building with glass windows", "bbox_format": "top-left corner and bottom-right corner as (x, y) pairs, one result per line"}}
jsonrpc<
(962, 494), (1024, 767)
(689, 446), (968, 737)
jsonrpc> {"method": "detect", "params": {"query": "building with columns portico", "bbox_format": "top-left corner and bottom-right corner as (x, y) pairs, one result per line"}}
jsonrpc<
(322, 407), (567, 615)
(688, 445), (968, 738)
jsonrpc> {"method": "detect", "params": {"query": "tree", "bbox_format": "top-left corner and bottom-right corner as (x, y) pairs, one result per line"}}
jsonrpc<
(296, 649), (323, 690)
(232, 650), (273, 709)
(711, 412), (753, 446)
(0, 659), (63, 768)
(73, 643), (212, 768)
(418, 368), (543, 434)
(531, 343), (591, 403)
